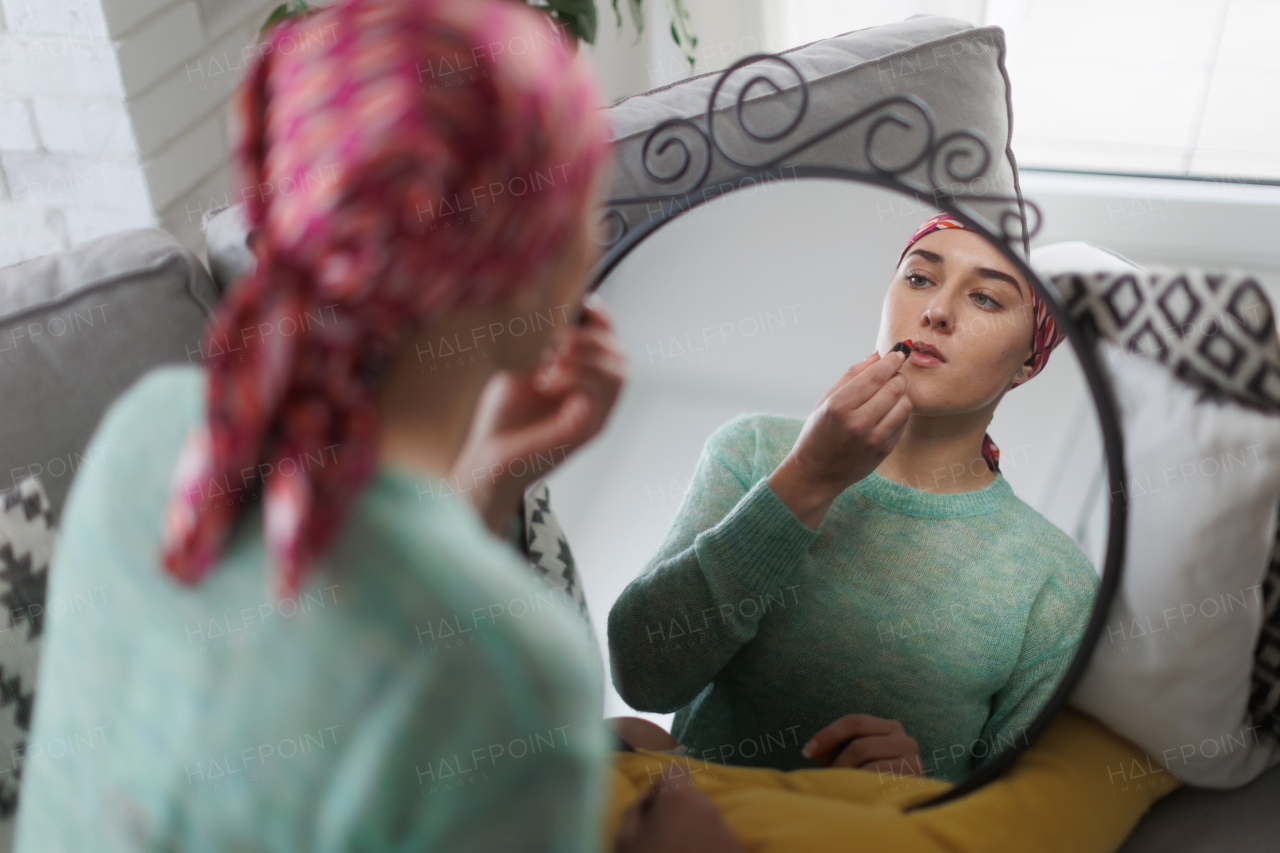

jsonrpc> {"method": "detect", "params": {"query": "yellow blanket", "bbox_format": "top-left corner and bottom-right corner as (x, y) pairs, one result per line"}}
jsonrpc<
(604, 708), (1180, 853)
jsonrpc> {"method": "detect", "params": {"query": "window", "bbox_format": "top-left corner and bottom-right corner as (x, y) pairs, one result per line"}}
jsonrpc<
(765, 0), (1280, 181)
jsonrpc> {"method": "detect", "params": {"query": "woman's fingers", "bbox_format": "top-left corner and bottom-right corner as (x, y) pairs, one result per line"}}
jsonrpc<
(826, 348), (909, 413)
(802, 713), (899, 763)
(536, 329), (626, 394)
(847, 371), (908, 433)
(816, 350), (880, 407)
(867, 391), (913, 450)
(830, 733), (920, 770)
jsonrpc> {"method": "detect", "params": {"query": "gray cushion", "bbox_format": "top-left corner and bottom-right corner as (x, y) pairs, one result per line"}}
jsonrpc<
(0, 229), (218, 518)
(205, 15), (1023, 291)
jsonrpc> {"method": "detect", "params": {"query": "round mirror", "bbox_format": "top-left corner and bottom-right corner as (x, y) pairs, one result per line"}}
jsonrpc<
(544, 55), (1126, 806)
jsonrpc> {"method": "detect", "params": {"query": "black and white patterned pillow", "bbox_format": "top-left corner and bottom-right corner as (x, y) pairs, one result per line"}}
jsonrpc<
(1050, 269), (1280, 411)
(0, 477), (55, 852)
(1050, 269), (1280, 739)
(515, 480), (605, 686)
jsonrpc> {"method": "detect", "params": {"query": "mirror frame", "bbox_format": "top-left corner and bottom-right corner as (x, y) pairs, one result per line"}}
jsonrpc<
(582, 52), (1128, 808)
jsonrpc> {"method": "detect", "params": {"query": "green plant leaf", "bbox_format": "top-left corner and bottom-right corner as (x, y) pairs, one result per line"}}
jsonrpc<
(543, 0), (597, 44)
(260, 0), (310, 35)
(620, 0), (643, 47)
(260, 3), (291, 34)
(667, 0), (697, 71)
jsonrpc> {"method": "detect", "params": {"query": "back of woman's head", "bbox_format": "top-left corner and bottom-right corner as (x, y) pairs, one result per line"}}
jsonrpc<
(161, 0), (612, 597)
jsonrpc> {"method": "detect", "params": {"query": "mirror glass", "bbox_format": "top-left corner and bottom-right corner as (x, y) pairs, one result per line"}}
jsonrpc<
(546, 178), (1109, 788)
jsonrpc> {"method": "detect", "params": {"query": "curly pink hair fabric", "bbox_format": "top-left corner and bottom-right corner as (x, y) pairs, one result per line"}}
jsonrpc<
(897, 213), (1066, 473)
(161, 0), (611, 597)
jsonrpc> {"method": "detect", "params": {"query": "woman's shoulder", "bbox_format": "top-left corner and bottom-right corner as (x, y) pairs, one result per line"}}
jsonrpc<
(997, 483), (1100, 598)
(56, 364), (205, 549)
(98, 363), (204, 446)
(350, 468), (602, 695)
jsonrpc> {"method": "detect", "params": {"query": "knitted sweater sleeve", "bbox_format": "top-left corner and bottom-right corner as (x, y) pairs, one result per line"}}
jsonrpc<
(607, 415), (820, 713)
(976, 539), (1100, 765)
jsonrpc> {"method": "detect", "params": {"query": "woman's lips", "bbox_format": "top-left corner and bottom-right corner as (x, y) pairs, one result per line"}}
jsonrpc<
(907, 342), (945, 366)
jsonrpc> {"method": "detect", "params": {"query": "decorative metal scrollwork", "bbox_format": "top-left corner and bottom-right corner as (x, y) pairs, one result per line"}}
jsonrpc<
(596, 51), (1042, 254)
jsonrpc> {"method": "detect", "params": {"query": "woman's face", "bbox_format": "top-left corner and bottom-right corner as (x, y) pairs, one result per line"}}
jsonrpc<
(501, 172), (608, 374)
(875, 228), (1036, 416)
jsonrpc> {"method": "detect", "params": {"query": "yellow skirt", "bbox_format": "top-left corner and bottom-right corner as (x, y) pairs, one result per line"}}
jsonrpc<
(604, 708), (1180, 853)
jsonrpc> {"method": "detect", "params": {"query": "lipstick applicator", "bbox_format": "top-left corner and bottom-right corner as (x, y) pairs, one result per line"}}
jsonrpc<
(890, 339), (914, 355)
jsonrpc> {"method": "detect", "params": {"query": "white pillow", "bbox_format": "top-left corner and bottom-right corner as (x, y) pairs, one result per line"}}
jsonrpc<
(1031, 240), (1145, 278)
(1069, 341), (1280, 787)
(1030, 243), (1280, 787)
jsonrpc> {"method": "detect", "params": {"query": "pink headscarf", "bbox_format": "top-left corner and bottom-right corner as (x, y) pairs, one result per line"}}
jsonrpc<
(160, 0), (612, 597)
(897, 213), (1065, 473)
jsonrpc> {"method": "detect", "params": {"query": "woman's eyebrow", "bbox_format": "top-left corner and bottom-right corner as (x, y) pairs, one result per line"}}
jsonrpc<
(977, 267), (1025, 296)
(905, 248), (942, 264)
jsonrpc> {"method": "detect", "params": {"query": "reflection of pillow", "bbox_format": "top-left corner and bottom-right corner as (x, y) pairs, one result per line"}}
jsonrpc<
(0, 476), (56, 852)
(1033, 244), (1280, 788)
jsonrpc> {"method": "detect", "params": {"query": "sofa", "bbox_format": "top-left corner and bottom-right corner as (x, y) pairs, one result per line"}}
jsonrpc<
(1, 8), (1278, 848)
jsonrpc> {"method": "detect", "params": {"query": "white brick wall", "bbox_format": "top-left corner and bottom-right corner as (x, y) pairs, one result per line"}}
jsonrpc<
(0, 95), (37, 149)
(0, 0), (109, 38)
(0, 0), (276, 267)
(32, 96), (136, 155)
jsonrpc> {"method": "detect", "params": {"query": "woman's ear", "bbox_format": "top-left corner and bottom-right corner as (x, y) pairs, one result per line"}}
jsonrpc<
(1011, 352), (1035, 387)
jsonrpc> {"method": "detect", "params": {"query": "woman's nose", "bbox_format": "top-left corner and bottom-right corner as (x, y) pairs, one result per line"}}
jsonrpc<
(921, 296), (954, 331)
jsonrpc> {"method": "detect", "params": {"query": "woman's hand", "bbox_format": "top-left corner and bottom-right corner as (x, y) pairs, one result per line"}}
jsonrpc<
(614, 783), (743, 853)
(608, 716), (681, 752)
(766, 348), (912, 529)
(801, 713), (926, 777)
(450, 294), (626, 535)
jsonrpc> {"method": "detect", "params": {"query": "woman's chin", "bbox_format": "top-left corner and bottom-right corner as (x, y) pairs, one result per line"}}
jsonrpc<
(904, 384), (979, 416)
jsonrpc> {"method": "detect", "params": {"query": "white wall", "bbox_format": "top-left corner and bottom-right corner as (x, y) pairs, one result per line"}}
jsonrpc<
(0, 0), (279, 267)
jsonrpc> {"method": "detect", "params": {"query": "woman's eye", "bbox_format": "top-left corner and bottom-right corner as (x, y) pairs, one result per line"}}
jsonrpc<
(906, 272), (930, 287)
(972, 291), (1003, 309)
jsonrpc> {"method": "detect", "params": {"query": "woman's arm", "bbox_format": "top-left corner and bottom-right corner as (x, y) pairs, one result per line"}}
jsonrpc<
(976, 564), (1099, 766)
(607, 416), (821, 712)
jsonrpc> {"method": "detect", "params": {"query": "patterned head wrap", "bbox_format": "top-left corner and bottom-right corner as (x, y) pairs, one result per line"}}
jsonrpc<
(160, 0), (611, 597)
(897, 213), (1065, 473)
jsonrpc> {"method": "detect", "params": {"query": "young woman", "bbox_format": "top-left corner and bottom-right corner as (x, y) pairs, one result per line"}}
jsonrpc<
(608, 213), (1100, 784)
(13, 1), (621, 849)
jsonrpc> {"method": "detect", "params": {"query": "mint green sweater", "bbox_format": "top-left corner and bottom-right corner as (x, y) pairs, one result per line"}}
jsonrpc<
(607, 413), (1098, 783)
(15, 366), (608, 852)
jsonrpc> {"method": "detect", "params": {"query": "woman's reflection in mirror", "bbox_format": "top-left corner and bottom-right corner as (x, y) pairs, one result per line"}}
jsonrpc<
(608, 213), (1100, 784)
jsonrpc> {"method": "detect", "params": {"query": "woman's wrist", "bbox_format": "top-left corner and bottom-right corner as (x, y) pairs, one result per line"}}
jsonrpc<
(766, 456), (843, 531)
(476, 474), (529, 538)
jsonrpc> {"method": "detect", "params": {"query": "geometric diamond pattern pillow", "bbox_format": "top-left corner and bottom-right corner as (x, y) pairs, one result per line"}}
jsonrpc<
(1249, 513), (1280, 738)
(1049, 269), (1280, 412)
(0, 476), (55, 853)
(1049, 267), (1280, 745)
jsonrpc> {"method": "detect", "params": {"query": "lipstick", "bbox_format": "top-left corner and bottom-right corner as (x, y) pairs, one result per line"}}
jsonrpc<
(890, 339), (913, 355)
